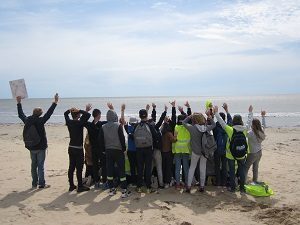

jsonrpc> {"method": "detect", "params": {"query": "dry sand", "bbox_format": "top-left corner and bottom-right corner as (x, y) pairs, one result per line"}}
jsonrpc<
(0, 124), (299, 225)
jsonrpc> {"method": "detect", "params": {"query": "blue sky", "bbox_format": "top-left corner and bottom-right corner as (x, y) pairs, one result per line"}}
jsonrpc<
(0, 0), (300, 98)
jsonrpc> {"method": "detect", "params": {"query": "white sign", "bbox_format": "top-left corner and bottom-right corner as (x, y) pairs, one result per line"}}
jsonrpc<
(9, 79), (28, 99)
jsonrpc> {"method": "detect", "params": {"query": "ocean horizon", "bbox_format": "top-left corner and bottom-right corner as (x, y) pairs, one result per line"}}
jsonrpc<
(1, 94), (300, 127)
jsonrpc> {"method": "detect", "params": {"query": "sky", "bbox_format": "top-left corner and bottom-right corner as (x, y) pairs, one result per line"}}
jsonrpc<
(0, 0), (300, 98)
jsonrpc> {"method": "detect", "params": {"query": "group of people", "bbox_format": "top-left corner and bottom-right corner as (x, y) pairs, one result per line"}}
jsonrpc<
(17, 94), (266, 199)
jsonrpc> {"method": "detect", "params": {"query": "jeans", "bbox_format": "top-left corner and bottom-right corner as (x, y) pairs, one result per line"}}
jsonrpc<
(187, 152), (207, 187)
(68, 147), (84, 187)
(152, 149), (163, 187)
(30, 150), (46, 187)
(245, 151), (262, 183)
(228, 158), (246, 191)
(106, 149), (127, 190)
(127, 151), (137, 184)
(136, 147), (153, 188)
(161, 151), (173, 184)
(214, 152), (228, 186)
(174, 153), (190, 185)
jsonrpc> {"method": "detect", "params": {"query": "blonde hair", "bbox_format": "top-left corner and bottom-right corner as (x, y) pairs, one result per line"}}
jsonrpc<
(192, 113), (206, 125)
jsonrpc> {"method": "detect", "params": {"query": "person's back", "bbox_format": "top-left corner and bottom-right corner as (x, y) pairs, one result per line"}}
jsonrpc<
(16, 94), (59, 189)
(64, 106), (91, 193)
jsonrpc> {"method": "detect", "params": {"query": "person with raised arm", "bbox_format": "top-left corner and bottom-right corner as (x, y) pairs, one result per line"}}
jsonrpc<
(213, 103), (232, 188)
(183, 111), (216, 193)
(214, 105), (253, 193)
(245, 110), (267, 184)
(98, 103), (131, 198)
(64, 104), (91, 192)
(17, 93), (59, 189)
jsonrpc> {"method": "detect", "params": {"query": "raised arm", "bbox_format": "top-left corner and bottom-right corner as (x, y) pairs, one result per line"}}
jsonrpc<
(222, 103), (232, 125)
(41, 93), (59, 124)
(118, 125), (126, 152)
(185, 101), (192, 116)
(16, 96), (26, 123)
(155, 105), (167, 130)
(261, 110), (266, 129)
(246, 105), (254, 130)
(121, 104), (126, 125)
(151, 103), (156, 122)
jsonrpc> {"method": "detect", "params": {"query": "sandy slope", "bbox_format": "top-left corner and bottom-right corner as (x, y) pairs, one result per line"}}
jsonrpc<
(0, 124), (299, 225)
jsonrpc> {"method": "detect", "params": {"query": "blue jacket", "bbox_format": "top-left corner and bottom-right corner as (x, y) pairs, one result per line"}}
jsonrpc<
(125, 124), (136, 151)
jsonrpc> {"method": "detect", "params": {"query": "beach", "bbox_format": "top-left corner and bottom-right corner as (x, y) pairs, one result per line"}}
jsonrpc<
(0, 124), (299, 225)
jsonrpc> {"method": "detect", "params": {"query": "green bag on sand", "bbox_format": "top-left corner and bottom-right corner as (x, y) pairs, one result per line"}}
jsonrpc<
(245, 182), (274, 197)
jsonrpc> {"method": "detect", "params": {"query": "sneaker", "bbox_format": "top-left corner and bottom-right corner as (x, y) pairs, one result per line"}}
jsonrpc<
(198, 186), (205, 193)
(69, 185), (77, 192)
(101, 182), (109, 190)
(31, 185), (37, 190)
(38, 184), (51, 189)
(94, 182), (101, 189)
(158, 185), (165, 189)
(164, 184), (170, 189)
(136, 187), (142, 193)
(227, 187), (236, 193)
(77, 185), (90, 193)
(185, 187), (191, 193)
(175, 184), (181, 190)
(146, 188), (156, 194)
(121, 190), (131, 198)
(109, 188), (117, 196)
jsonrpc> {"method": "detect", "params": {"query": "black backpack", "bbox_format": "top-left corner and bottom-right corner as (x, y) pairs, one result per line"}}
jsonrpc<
(229, 129), (248, 159)
(23, 124), (41, 149)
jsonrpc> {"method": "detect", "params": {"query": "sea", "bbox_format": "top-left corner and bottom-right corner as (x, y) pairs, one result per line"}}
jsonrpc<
(1, 94), (300, 127)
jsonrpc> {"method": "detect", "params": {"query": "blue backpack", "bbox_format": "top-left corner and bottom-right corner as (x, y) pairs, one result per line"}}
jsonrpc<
(215, 125), (227, 155)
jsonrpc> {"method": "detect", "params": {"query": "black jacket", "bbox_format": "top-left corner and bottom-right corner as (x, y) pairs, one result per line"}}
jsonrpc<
(18, 102), (57, 151)
(64, 110), (91, 147)
(85, 120), (107, 148)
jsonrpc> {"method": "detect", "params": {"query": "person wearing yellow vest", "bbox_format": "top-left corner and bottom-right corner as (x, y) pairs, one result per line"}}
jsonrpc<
(172, 114), (191, 190)
(214, 105), (253, 193)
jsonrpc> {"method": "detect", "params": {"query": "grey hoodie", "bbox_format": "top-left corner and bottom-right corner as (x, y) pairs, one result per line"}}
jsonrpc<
(247, 116), (266, 154)
(101, 110), (124, 151)
(182, 117), (216, 155)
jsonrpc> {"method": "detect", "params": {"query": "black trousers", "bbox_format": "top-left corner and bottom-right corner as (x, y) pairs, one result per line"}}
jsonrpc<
(214, 152), (228, 186)
(68, 147), (84, 187)
(162, 151), (173, 184)
(99, 152), (107, 183)
(106, 149), (127, 189)
(127, 151), (137, 184)
(136, 147), (153, 188)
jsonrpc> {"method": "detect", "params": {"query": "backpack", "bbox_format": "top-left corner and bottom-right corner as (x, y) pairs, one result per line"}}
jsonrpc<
(201, 131), (217, 158)
(229, 129), (248, 159)
(23, 124), (41, 149)
(215, 127), (227, 155)
(134, 123), (153, 148)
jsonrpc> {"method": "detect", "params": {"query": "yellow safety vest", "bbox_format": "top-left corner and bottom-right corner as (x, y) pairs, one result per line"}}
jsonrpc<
(172, 125), (191, 154)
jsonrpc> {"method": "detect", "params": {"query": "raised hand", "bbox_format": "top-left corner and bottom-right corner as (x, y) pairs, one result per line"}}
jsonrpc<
(213, 105), (218, 114)
(86, 103), (92, 112)
(184, 101), (190, 108)
(222, 103), (228, 113)
(261, 110), (266, 117)
(54, 93), (59, 104)
(165, 104), (168, 112)
(16, 96), (22, 104)
(170, 100), (176, 107)
(121, 104), (126, 111)
(249, 105), (253, 113)
(152, 103), (156, 109)
(178, 106), (183, 113)
(107, 102), (114, 110)
(146, 104), (150, 112)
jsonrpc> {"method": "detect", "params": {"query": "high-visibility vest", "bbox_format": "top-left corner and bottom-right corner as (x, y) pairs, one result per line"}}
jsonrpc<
(172, 125), (191, 154)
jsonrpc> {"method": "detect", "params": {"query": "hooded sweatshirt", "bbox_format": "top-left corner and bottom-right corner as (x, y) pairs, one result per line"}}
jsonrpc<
(100, 110), (126, 152)
(215, 112), (253, 160)
(247, 130), (266, 154)
(182, 117), (216, 155)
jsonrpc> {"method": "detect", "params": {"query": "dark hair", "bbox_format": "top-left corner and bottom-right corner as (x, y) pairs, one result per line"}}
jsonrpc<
(92, 109), (101, 118)
(177, 114), (187, 125)
(252, 118), (264, 140)
(139, 109), (148, 119)
(71, 111), (80, 119)
(219, 112), (226, 121)
(232, 115), (243, 126)
(161, 122), (172, 134)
